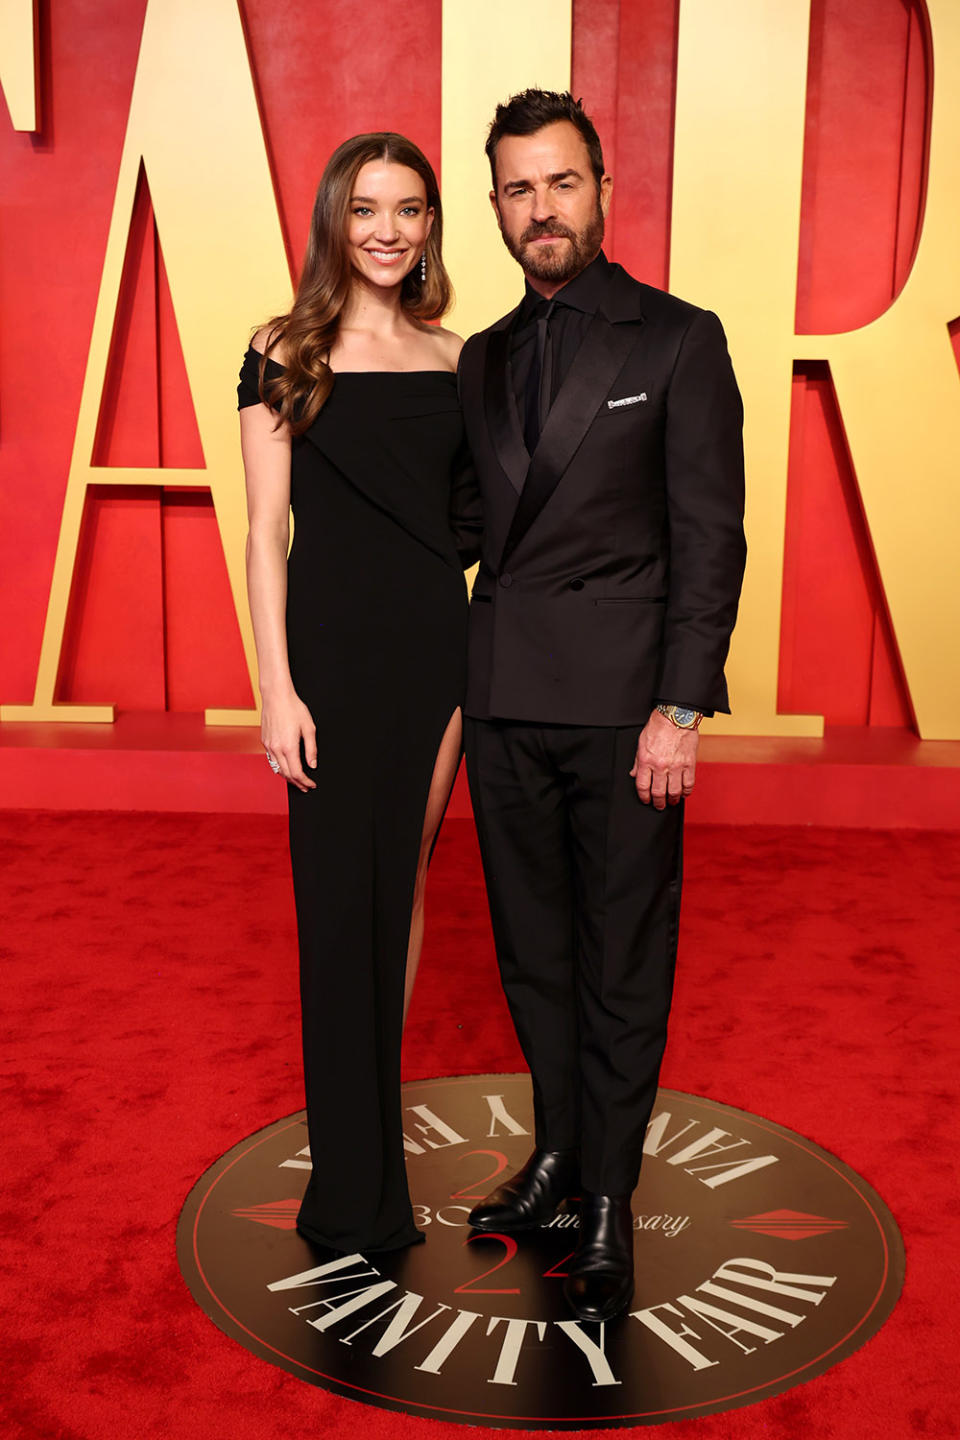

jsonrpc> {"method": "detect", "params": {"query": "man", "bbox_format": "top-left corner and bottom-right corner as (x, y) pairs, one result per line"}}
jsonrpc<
(458, 90), (746, 1324)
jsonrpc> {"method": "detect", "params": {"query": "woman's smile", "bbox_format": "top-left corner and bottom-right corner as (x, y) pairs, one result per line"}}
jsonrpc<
(364, 247), (409, 265)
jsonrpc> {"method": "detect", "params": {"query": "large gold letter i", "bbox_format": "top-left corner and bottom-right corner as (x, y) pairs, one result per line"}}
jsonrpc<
(670, 0), (821, 738)
(441, 0), (572, 339)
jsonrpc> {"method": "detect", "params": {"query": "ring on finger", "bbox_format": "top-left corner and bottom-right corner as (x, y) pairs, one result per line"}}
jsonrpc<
(265, 752), (281, 774)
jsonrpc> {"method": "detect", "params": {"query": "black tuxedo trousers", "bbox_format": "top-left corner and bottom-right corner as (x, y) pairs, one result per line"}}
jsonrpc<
(466, 717), (683, 1196)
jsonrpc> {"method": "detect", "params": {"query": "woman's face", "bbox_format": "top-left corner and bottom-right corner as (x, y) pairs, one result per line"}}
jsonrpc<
(346, 160), (434, 292)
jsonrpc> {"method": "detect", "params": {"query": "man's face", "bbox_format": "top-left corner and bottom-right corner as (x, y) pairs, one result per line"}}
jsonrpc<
(490, 120), (612, 291)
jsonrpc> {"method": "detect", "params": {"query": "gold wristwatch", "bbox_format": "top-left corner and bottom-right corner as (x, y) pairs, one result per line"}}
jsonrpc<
(656, 703), (704, 730)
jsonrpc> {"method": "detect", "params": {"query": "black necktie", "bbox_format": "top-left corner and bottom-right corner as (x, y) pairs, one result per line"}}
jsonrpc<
(523, 299), (555, 455)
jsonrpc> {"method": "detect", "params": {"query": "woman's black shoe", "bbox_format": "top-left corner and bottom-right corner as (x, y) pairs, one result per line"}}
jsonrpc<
(468, 1148), (579, 1231)
(562, 1192), (634, 1322)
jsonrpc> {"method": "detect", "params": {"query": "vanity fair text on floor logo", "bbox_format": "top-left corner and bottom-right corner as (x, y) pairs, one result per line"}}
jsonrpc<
(178, 1075), (903, 1428)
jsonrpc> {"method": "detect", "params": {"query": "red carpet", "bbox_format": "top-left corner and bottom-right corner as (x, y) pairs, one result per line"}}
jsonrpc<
(2, 812), (958, 1438)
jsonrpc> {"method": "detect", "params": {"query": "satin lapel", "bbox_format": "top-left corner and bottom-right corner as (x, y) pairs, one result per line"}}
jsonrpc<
(483, 326), (529, 497)
(500, 315), (638, 567)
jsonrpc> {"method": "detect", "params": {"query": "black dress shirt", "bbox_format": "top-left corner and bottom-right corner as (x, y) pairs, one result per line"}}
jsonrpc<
(509, 250), (611, 449)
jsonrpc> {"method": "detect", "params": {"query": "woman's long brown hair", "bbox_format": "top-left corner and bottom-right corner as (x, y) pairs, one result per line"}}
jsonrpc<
(255, 132), (452, 435)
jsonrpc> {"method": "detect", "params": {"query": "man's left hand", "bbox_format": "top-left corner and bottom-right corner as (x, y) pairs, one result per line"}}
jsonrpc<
(630, 708), (699, 809)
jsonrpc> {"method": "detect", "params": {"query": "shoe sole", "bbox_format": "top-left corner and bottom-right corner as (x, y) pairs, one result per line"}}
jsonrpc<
(467, 1214), (550, 1233)
(565, 1286), (634, 1325)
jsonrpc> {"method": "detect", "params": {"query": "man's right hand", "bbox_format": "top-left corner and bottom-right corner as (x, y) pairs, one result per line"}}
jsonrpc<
(630, 708), (699, 809)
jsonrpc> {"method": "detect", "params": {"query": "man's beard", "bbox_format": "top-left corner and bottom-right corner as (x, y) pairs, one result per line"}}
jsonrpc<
(503, 201), (605, 285)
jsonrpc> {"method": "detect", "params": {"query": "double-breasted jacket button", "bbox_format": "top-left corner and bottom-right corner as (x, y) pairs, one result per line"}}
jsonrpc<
(568, 577), (585, 591)
(498, 573), (513, 588)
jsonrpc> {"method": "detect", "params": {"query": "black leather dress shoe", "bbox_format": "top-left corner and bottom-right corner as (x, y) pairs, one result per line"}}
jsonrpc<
(468, 1148), (579, 1232)
(563, 1192), (634, 1323)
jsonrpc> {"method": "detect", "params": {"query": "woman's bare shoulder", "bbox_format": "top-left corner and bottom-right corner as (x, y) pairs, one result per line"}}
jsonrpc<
(250, 325), (288, 362)
(423, 323), (464, 370)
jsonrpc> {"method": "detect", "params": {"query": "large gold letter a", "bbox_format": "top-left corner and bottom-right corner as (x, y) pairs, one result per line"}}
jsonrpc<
(1, 0), (290, 724)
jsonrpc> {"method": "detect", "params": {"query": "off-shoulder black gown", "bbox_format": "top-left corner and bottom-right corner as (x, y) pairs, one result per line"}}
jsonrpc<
(238, 348), (472, 1252)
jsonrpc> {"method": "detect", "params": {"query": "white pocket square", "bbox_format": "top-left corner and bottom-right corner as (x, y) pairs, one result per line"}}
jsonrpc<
(607, 393), (647, 409)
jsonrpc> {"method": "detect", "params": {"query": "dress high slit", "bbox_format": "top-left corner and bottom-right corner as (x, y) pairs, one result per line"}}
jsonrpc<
(238, 351), (470, 1252)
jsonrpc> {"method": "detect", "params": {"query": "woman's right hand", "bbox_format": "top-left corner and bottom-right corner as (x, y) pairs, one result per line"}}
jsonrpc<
(261, 687), (318, 792)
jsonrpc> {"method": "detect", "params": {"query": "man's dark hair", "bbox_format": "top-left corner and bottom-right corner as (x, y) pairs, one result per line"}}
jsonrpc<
(485, 89), (605, 192)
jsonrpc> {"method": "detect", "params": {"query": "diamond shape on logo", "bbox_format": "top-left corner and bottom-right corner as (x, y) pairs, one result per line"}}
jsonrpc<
(231, 1199), (300, 1231)
(730, 1209), (849, 1240)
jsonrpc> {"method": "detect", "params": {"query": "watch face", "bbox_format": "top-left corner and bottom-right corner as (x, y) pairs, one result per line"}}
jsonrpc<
(673, 707), (697, 727)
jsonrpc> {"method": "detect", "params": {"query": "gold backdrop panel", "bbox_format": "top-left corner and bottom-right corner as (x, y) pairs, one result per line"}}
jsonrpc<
(441, 0), (572, 341)
(0, 0), (37, 132)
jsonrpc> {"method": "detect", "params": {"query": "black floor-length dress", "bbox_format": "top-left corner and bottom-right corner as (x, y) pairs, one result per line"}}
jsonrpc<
(238, 349), (471, 1252)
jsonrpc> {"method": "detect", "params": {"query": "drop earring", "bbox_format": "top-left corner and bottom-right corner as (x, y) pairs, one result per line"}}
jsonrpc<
(420, 251), (427, 283)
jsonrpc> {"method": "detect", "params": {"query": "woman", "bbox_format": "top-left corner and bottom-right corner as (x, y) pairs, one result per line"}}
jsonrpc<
(238, 133), (479, 1253)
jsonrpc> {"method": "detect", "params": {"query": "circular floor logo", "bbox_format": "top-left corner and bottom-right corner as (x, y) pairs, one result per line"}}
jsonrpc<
(177, 1075), (904, 1428)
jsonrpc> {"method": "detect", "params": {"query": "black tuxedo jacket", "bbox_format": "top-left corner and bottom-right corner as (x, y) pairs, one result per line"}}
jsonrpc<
(458, 259), (747, 725)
